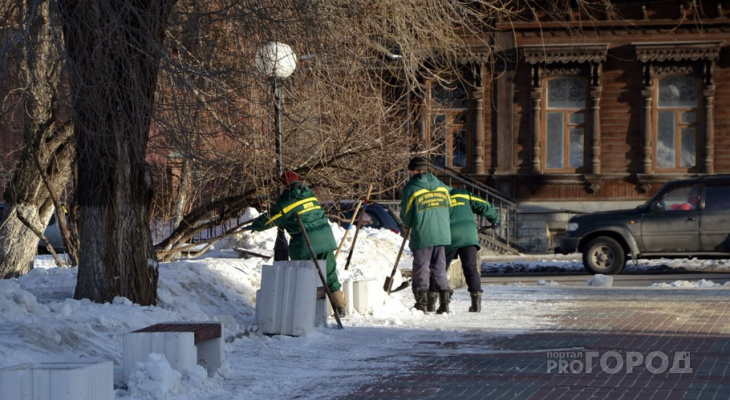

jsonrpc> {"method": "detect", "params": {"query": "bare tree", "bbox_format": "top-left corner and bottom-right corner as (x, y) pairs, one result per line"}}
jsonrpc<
(0, 0), (75, 279)
(147, 0), (507, 257)
(1, 0), (608, 299)
(58, 0), (175, 305)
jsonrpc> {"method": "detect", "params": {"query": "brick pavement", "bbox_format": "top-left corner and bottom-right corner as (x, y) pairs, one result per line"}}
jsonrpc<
(344, 289), (730, 400)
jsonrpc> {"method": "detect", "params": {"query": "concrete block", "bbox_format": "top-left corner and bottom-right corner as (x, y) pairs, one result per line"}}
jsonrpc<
(123, 331), (196, 382)
(326, 280), (354, 316)
(314, 298), (327, 327)
(351, 280), (385, 314)
(0, 361), (113, 400)
(0, 363), (32, 400)
(256, 260), (318, 336)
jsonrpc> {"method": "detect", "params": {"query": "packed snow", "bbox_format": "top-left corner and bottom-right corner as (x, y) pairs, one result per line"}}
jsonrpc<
(1, 207), (729, 399)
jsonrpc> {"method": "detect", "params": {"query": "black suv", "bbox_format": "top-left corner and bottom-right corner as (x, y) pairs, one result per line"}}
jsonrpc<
(557, 176), (730, 274)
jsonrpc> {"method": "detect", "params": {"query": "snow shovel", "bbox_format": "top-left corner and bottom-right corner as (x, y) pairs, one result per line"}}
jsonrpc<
(295, 212), (344, 330)
(384, 227), (410, 295)
(344, 184), (373, 270)
(233, 247), (272, 259)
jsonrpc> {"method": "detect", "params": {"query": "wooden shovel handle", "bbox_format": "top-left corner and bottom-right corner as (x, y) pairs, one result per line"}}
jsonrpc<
(386, 227), (410, 295)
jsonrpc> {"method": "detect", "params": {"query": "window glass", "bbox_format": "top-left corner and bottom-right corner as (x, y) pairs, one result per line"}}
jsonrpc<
(656, 184), (698, 211)
(680, 128), (696, 167)
(546, 112), (564, 169)
(430, 114), (446, 166)
(453, 129), (467, 167)
(570, 113), (584, 124)
(431, 82), (468, 109)
(704, 184), (730, 211)
(657, 111), (676, 168)
(658, 76), (698, 108)
(547, 78), (586, 108)
(569, 128), (584, 168)
(682, 112), (696, 124)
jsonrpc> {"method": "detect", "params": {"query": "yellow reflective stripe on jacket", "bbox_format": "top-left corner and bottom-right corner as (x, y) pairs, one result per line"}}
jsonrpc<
(404, 187), (450, 215)
(265, 196), (320, 225)
(450, 193), (487, 207)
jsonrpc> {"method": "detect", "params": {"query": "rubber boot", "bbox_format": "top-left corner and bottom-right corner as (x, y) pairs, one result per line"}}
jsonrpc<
(413, 290), (428, 313)
(331, 290), (347, 317)
(468, 292), (482, 312)
(426, 292), (438, 312)
(436, 290), (450, 314)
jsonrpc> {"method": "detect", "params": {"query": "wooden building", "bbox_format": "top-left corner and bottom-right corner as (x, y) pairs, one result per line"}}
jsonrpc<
(418, 0), (730, 252)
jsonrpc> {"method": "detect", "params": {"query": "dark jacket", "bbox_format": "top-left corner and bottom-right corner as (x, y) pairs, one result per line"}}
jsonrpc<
(446, 189), (500, 252)
(399, 172), (451, 251)
(251, 182), (336, 259)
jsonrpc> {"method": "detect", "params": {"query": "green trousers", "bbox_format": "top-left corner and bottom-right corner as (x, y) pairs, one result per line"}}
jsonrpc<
(307, 250), (341, 292)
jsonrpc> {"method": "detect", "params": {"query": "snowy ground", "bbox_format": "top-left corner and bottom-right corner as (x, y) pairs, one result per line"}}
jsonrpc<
(2, 207), (729, 399)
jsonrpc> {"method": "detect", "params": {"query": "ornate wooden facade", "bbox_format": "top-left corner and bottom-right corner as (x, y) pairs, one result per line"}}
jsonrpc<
(424, 0), (730, 210)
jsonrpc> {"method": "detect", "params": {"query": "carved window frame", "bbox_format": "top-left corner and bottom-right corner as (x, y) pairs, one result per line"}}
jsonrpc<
(522, 44), (608, 176)
(634, 41), (723, 175)
(542, 76), (588, 172)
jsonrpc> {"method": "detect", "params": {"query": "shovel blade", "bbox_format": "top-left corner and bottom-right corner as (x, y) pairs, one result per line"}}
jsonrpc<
(383, 276), (393, 292)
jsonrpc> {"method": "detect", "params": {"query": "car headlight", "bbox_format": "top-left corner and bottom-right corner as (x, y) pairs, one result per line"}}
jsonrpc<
(566, 222), (579, 232)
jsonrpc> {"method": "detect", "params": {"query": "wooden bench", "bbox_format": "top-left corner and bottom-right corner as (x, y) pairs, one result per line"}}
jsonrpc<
(122, 322), (223, 381)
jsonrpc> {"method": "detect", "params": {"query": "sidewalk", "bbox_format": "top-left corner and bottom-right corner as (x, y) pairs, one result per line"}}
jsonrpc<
(343, 287), (730, 400)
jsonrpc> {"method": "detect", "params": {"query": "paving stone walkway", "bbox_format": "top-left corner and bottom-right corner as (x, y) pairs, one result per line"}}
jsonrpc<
(344, 288), (730, 400)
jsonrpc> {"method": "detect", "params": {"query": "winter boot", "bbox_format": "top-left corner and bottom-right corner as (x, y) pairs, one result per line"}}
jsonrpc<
(436, 290), (450, 314)
(331, 290), (347, 317)
(426, 292), (439, 312)
(468, 292), (482, 312)
(413, 290), (428, 313)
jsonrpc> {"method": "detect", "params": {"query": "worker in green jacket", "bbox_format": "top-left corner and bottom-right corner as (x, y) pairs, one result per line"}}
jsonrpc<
(251, 171), (346, 317)
(399, 157), (452, 314)
(428, 189), (500, 313)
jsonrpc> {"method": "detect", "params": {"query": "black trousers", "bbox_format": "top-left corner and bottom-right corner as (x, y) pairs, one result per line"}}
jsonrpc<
(430, 245), (482, 293)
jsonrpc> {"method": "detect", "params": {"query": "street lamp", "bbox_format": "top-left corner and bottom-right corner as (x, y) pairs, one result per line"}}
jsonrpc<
(256, 41), (297, 261)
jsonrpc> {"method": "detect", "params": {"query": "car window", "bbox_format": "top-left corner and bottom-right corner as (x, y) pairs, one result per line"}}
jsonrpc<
(364, 210), (384, 229)
(704, 184), (730, 211)
(655, 184), (699, 211)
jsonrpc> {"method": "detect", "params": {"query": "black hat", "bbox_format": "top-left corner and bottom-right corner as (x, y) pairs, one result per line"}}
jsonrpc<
(407, 156), (429, 171)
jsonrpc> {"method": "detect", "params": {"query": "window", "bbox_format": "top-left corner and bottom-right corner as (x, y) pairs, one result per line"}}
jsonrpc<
(704, 184), (730, 211)
(654, 183), (700, 211)
(655, 76), (699, 171)
(634, 41), (721, 175)
(544, 77), (587, 171)
(428, 81), (468, 169)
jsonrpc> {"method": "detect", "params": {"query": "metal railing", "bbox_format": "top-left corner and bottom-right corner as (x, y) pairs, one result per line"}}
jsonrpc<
(430, 164), (521, 255)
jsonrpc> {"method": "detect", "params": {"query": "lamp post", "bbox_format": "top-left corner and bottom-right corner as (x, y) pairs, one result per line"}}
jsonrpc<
(256, 41), (297, 261)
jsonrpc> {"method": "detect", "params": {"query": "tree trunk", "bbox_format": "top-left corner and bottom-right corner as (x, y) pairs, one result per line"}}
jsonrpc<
(0, 0), (74, 279)
(173, 158), (191, 229)
(59, 0), (175, 305)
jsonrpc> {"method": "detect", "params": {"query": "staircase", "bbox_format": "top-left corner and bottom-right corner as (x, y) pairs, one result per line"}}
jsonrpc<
(430, 164), (521, 255)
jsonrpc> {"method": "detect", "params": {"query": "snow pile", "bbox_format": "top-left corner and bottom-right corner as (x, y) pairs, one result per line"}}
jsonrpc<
(586, 274), (614, 287)
(651, 279), (730, 288)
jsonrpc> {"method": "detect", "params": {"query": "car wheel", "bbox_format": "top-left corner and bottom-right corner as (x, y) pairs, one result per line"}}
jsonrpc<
(582, 237), (626, 275)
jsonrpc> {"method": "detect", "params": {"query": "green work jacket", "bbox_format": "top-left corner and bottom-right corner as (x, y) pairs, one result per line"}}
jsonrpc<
(446, 188), (500, 252)
(252, 182), (336, 260)
(399, 172), (451, 251)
